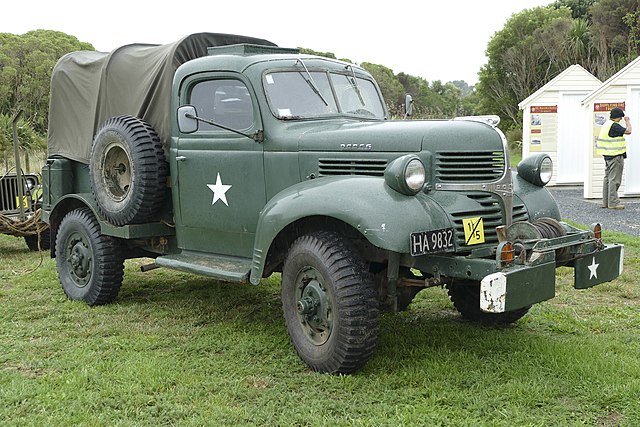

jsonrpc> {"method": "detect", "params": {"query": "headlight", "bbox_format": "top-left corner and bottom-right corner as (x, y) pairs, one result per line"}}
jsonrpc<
(385, 155), (426, 195)
(539, 156), (553, 184)
(25, 177), (36, 190)
(517, 153), (553, 187)
(405, 159), (426, 191)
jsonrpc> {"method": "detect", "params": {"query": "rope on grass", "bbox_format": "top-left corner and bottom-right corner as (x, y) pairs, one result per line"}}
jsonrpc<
(0, 209), (48, 237)
(1, 209), (48, 275)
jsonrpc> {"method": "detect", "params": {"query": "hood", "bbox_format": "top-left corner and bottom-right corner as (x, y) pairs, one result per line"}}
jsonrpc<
(295, 119), (505, 154)
(296, 120), (424, 152)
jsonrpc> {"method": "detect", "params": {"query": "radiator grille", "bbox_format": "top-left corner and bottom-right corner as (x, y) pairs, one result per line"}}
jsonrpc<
(1, 176), (20, 212)
(449, 194), (528, 250)
(1, 175), (36, 214)
(436, 151), (505, 182)
(318, 159), (387, 177)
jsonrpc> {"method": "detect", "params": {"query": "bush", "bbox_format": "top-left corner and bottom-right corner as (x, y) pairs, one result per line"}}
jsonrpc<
(0, 113), (46, 173)
(504, 127), (523, 151)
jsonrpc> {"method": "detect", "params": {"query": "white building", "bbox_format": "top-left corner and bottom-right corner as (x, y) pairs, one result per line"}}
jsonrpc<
(582, 56), (640, 199)
(519, 64), (601, 186)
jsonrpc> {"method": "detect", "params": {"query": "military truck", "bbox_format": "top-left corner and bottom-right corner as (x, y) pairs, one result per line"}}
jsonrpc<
(42, 33), (624, 374)
(1, 110), (50, 251)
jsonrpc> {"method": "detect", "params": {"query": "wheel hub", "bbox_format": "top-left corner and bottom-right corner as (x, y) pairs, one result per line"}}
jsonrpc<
(66, 234), (92, 287)
(295, 267), (332, 345)
(297, 296), (317, 315)
(102, 142), (133, 201)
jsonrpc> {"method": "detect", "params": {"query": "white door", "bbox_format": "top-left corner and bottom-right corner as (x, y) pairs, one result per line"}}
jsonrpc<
(557, 92), (588, 184)
(624, 88), (640, 194)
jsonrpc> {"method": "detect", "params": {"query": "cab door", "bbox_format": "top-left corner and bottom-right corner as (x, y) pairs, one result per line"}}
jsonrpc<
(174, 74), (266, 257)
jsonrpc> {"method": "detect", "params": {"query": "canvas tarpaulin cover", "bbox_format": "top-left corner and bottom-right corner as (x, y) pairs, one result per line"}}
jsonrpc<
(47, 33), (276, 163)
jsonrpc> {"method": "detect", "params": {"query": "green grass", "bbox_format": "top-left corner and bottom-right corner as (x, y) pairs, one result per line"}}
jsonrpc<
(1, 229), (639, 426)
(510, 148), (522, 168)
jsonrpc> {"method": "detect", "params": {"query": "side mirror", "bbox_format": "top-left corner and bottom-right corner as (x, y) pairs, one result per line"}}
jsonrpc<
(404, 94), (413, 119)
(177, 105), (198, 134)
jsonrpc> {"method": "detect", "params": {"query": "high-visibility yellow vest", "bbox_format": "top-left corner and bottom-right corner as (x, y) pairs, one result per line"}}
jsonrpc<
(596, 119), (626, 156)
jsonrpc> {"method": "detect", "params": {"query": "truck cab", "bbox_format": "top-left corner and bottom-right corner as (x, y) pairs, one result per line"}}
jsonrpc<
(42, 34), (624, 374)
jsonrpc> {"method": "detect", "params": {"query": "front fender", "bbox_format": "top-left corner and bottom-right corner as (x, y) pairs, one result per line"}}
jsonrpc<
(250, 176), (451, 283)
(512, 172), (561, 221)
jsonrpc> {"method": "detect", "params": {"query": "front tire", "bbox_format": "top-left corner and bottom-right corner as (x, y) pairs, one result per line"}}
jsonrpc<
(447, 280), (530, 325)
(55, 208), (124, 305)
(282, 232), (379, 374)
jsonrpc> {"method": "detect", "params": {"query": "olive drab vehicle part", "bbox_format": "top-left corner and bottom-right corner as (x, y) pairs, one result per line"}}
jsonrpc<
(42, 33), (625, 374)
(0, 109), (50, 251)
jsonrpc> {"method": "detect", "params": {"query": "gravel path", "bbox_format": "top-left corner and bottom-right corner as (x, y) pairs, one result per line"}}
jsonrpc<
(546, 186), (640, 237)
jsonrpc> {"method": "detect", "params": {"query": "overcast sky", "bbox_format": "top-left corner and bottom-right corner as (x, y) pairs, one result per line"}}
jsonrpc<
(5, 0), (552, 84)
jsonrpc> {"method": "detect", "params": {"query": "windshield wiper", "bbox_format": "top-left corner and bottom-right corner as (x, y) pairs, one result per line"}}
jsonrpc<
(295, 58), (328, 106)
(346, 64), (365, 106)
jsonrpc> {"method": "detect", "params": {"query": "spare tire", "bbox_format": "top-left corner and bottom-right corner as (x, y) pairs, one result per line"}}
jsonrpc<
(90, 115), (168, 226)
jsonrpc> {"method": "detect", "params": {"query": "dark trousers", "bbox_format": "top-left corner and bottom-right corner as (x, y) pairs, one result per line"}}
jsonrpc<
(603, 155), (624, 207)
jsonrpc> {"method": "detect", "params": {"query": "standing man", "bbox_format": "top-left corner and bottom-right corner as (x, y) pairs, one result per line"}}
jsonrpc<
(597, 107), (632, 210)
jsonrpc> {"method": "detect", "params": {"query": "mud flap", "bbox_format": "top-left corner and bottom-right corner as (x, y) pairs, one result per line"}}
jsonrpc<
(573, 244), (624, 289)
(480, 261), (556, 313)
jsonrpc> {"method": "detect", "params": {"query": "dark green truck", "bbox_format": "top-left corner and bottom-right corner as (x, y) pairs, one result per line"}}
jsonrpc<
(42, 33), (624, 373)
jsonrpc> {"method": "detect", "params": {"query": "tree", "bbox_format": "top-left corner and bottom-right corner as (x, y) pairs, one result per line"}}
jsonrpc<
(0, 30), (93, 134)
(476, 6), (574, 129)
(396, 72), (430, 118)
(624, 10), (640, 57)
(451, 80), (473, 97)
(395, 73), (475, 119)
(298, 48), (337, 60)
(553, 0), (596, 20)
(589, 0), (640, 79)
(295, 49), (473, 119)
(566, 18), (596, 65)
(458, 90), (481, 118)
(0, 113), (45, 171)
(360, 62), (405, 115)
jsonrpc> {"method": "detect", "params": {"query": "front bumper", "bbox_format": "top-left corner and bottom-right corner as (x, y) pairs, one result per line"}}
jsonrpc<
(409, 223), (624, 313)
(479, 243), (623, 313)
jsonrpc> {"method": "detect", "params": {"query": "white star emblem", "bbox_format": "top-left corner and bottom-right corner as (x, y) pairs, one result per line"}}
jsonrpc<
(207, 173), (231, 206)
(587, 257), (599, 280)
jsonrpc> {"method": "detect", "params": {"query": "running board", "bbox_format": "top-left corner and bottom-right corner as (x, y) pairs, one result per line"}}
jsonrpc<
(155, 251), (252, 283)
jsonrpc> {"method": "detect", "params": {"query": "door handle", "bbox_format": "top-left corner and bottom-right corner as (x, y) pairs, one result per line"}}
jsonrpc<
(176, 156), (187, 161)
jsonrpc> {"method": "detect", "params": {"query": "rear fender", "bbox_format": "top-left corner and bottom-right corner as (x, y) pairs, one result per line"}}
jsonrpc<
(42, 193), (99, 258)
(250, 176), (450, 284)
(44, 193), (99, 228)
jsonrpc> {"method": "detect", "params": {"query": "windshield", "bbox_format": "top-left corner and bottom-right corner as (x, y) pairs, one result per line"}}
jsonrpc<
(264, 70), (385, 120)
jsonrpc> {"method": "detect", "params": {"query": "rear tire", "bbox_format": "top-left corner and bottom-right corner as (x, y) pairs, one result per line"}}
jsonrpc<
(282, 231), (379, 374)
(396, 286), (422, 312)
(24, 227), (51, 251)
(55, 208), (124, 305)
(90, 115), (167, 226)
(447, 280), (530, 325)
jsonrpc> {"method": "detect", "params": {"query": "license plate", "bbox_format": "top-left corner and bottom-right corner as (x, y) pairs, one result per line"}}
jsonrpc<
(410, 228), (455, 256)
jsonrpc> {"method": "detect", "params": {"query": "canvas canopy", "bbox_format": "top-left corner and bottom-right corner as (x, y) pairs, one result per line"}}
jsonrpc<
(47, 33), (276, 163)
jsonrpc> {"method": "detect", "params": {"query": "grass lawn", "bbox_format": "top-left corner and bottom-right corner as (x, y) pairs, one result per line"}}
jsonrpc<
(510, 149), (523, 169)
(1, 227), (639, 426)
